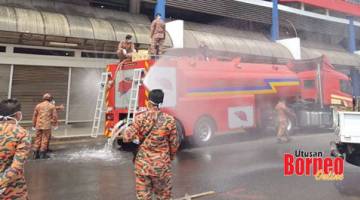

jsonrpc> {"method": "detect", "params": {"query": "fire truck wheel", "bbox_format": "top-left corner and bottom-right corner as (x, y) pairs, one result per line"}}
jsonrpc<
(113, 138), (122, 150)
(192, 116), (216, 146)
(175, 119), (185, 148)
(259, 110), (277, 136)
(286, 117), (295, 136)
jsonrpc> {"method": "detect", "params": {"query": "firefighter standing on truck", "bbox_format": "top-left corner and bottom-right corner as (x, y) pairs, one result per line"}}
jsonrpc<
(117, 34), (137, 62)
(150, 13), (166, 55)
(122, 89), (180, 200)
(32, 93), (58, 159)
(275, 99), (295, 143)
(0, 98), (31, 200)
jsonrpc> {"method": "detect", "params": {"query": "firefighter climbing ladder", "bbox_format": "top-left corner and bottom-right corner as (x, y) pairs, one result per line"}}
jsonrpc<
(126, 68), (144, 127)
(91, 72), (109, 138)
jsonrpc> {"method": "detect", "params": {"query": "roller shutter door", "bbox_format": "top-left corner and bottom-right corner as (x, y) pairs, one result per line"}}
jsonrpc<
(68, 68), (102, 122)
(0, 64), (10, 100)
(12, 65), (68, 121)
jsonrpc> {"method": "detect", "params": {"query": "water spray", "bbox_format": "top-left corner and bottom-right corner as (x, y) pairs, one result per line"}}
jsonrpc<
(104, 119), (127, 151)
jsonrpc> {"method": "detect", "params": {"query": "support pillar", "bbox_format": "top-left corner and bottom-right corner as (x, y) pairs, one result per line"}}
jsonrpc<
(351, 68), (360, 97)
(7, 64), (13, 98)
(65, 67), (72, 124)
(271, 0), (279, 42)
(348, 16), (356, 53)
(154, 0), (166, 19)
(348, 16), (358, 97)
(129, 0), (141, 14)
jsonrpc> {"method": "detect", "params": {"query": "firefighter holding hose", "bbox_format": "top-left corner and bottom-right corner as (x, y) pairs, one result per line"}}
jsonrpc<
(120, 89), (180, 200)
(0, 98), (31, 200)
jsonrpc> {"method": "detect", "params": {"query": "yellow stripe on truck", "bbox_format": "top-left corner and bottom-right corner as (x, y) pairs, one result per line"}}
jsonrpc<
(331, 94), (353, 102)
(104, 66), (111, 137)
(331, 99), (342, 105)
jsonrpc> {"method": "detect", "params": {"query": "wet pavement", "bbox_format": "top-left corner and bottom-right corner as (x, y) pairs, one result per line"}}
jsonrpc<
(25, 132), (360, 200)
(24, 122), (99, 138)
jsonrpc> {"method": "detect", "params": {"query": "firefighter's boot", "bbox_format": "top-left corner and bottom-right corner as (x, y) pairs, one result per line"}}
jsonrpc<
(33, 151), (40, 159)
(39, 151), (50, 159)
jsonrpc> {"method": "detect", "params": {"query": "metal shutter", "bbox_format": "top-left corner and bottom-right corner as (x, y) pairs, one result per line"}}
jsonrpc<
(68, 68), (102, 122)
(11, 65), (68, 121)
(0, 64), (10, 100)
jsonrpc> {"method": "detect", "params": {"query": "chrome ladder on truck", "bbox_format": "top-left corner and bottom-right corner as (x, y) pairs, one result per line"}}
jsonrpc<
(126, 68), (144, 127)
(91, 72), (110, 138)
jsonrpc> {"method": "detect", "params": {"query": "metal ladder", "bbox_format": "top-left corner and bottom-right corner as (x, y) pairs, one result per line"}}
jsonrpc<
(126, 68), (144, 127)
(91, 72), (109, 138)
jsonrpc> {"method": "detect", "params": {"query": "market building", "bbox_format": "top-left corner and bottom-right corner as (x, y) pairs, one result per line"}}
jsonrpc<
(0, 0), (359, 128)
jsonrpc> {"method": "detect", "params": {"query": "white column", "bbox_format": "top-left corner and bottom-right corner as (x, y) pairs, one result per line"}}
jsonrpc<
(325, 9), (330, 16)
(7, 64), (14, 98)
(65, 67), (72, 124)
(166, 20), (184, 48)
(277, 37), (301, 60)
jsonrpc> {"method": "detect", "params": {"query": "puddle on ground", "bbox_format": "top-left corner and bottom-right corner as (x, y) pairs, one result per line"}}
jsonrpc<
(45, 146), (126, 163)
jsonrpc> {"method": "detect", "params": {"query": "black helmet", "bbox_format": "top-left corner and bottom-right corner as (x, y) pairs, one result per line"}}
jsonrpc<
(149, 89), (164, 105)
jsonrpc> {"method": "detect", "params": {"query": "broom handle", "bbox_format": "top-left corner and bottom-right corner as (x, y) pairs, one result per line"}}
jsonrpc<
(190, 191), (216, 199)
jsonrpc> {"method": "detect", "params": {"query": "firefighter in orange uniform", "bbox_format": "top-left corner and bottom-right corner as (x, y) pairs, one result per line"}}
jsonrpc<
(275, 99), (295, 143)
(122, 89), (180, 200)
(0, 98), (31, 200)
(117, 34), (137, 62)
(150, 13), (166, 55)
(32, 93), (58, 159)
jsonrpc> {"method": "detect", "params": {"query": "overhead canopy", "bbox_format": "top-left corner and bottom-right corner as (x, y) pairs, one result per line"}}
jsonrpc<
(0, 5), (173, 50)
(0, 0), (146, 24)
(184, 22), (269, 42)
(302, 47), (360, 67)
(183, 22), (293, 61)
(182, 21), (360, 67)
(1, 1), (359, 67)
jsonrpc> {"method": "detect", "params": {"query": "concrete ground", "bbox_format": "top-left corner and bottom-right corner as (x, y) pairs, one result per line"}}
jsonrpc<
(25, 131), (360, 200)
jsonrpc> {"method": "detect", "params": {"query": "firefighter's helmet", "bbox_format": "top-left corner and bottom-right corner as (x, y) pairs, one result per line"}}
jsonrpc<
(43, 93), (52, 101)
(149, 89), (164, 105)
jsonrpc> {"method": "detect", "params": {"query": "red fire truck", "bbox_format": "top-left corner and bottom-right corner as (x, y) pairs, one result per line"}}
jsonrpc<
(104, 55), (352, 146)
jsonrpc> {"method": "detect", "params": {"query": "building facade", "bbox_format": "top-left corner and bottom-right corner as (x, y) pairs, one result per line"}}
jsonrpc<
(0, 0), (359, 125)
